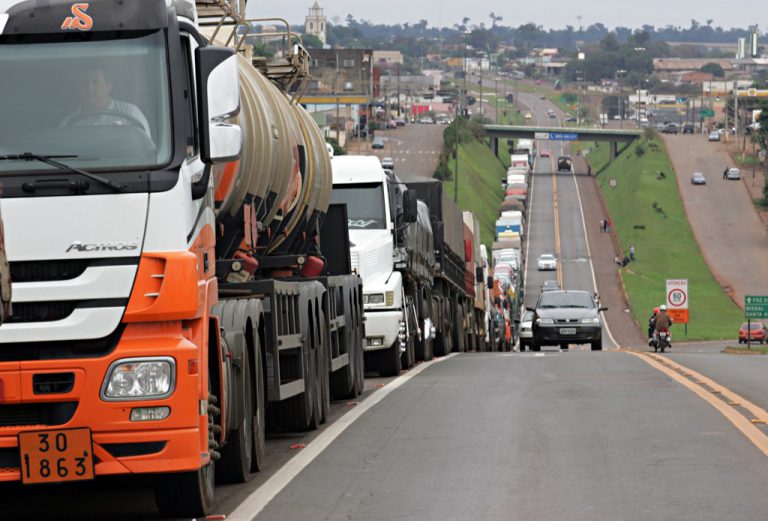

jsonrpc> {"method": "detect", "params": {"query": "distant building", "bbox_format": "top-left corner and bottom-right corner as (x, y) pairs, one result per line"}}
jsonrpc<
(304, 2), (327, 45)
(304, 48), (374, 101)
(373, 50), (404, 67)
(653, 58), (735, 80)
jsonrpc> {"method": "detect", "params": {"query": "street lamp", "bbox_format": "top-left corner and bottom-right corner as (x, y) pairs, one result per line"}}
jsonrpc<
(455, 28), (469, 204)
(616, 69), (626, 129)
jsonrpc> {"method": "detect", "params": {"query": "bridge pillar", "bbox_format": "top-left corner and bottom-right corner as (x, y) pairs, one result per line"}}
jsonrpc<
(610, 141), (618, 161)
(491, 137), (499, 158)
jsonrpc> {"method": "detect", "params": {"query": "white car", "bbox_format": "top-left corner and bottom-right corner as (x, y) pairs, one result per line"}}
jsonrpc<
(518, 310), (534, 351)
(537, 253), (557, 271)
(726, 167), (741, 180)
(708, 131), (721, 142)
(381, 157), (395, 170)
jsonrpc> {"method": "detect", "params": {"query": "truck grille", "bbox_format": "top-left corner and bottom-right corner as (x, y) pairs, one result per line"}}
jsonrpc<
(9, 257), (139, 283)
(0, 402), (78, 427)
(5, 299), (127, 324)
(10, 259), (89, 282)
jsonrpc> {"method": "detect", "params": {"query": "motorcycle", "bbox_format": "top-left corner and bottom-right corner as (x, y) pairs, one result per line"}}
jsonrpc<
(654, 329), (671, 353)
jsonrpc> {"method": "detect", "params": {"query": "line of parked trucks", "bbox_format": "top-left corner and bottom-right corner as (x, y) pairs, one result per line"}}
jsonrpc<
(0, 1), (496, 518)
(490, 139), (536, 349)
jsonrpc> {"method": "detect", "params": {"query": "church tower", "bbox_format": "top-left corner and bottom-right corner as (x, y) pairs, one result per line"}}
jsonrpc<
(304, 2), (327, 45)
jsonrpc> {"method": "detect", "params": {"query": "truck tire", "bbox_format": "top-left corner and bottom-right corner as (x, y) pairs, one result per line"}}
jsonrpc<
(591, 339), (603, 351)
(155, 385), (217, 517)
(154, 464), (215, 518)
(401, 330), (415, 370)
(433, 330), (449, 356)
(313, 311), (330, 426)
(274, 309), (318, 431)
(530, 339), (541, 352)
(415, 333), (433, 361)
(378, 341), (402, 377)
(217, 347), (254, 484)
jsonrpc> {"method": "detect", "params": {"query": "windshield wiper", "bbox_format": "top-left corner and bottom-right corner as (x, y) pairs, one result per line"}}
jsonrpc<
(0, 153), (126, 193)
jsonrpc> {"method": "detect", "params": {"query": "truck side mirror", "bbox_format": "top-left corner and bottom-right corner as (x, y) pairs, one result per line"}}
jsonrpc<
(403, 191), (418, 223)
(487, 276), (494, 287)
(475, 267), (483, 283)
(196, 45), (242, 164)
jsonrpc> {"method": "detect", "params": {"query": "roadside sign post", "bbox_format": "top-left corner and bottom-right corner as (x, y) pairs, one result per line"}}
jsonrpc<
(744, 296), (768, 350)
(666, 279), (689, 336)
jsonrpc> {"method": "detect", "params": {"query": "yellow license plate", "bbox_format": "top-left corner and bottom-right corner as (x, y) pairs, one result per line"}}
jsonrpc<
(18, 427), (94, 484)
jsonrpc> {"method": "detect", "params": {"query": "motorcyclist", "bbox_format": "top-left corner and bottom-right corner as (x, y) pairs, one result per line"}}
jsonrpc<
(653, 304), (673, 347)
(647, 307), (659, 341)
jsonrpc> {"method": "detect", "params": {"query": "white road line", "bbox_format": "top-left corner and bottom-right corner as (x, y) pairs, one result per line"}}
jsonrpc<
(228, 354), (458, 521)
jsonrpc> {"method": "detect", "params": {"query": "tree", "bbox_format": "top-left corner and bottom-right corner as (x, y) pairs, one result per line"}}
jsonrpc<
(489, 12), (503, 28)
(700, 62), (725, 78)
(514, 23), (541, 57)
(302, 34), (324, 49)
(600, 34), (620, 52)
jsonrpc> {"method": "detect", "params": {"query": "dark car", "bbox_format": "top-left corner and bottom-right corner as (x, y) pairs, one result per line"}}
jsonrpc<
(662, 123), (678, 134)
(682, 123), (694, 134)
(557, 156), (572, 172)
(528, 290), (606, 351)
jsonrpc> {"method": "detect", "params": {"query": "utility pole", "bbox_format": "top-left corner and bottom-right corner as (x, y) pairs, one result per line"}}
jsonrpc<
(456, 31), (468, 204)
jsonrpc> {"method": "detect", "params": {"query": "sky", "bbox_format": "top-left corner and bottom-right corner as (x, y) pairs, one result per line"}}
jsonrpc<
(247, 0), (765, 31)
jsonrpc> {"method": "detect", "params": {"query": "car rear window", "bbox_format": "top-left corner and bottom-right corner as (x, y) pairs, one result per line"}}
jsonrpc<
(742, 323), (764, 330)
(538, 292), (594, 309)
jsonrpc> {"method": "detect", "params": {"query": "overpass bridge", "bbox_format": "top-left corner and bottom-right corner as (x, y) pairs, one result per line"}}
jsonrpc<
(484, 125), (644, 161)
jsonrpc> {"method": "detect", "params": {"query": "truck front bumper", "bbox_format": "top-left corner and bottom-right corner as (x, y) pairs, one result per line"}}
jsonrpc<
(363, 309), (404, 352)
(0, 323), (207, 483)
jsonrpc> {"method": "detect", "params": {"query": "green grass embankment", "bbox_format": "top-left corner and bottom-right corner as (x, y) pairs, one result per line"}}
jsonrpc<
(443, 139), (506, 250)
(583, 137), (743, 340)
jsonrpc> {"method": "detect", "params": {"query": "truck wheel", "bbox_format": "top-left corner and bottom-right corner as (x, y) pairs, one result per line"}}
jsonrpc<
(519, 341), (526, 352)
(401, 331), (415, 370)
(155, 387), (217, 516)
(217, 348), (254, 483)
(274, 311), (317, 431)
(530, 340), (541, 352)
(154, 463), (215, 518)
(379, 341), (402, 377)
(313, 311), (330, 426)
(591, 339), (603, 351)
(433, 330), (448, 357)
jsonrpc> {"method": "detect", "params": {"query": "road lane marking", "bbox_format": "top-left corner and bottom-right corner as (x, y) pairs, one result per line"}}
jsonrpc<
(570, 167), (620, 349)
(551, 159), (563, 289)
(228, 354), (458, 521)
(628, 350), (768, 458)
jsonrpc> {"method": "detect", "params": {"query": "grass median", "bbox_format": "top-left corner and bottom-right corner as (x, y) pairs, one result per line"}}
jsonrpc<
(584, 136), (744, 340)
(442, 139), (506, 249)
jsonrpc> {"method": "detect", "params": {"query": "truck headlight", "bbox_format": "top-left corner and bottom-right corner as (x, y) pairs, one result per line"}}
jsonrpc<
(102, 357), (175, 401)
(364, 293), (385, 305)
(537, 318), (554, 324)
(581, 318), (600, 324)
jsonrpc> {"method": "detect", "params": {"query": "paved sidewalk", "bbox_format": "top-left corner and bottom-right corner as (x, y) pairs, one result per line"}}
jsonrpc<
(573, 156), (646, 348)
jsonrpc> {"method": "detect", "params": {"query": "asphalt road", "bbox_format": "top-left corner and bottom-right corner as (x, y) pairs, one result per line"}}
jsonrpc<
(253, 352), (768, 521)
(520, 92), (617, 349)
(663, 133), (768, 305)
(363, 122), (444, 178)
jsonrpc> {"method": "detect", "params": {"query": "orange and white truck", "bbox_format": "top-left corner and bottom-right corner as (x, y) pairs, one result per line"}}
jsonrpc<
(0, 0), (364, 516)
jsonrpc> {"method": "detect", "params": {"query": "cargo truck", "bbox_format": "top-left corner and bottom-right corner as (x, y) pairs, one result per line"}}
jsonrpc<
(400, 177), (474, 355)
(0, 0), (365, 517)
(462, 211), (487, 352)
(331, 156), (436, 376)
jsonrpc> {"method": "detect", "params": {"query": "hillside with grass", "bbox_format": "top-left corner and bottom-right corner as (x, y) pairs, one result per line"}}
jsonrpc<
(434, 117), (506, 249)
(583, 135), (743, 340)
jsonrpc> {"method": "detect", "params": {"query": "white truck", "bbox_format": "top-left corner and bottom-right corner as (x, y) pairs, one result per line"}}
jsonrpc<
(331, 156), (436, 375)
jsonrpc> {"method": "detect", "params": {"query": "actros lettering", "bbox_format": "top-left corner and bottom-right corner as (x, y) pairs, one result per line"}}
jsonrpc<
(66, 242), (138, 253)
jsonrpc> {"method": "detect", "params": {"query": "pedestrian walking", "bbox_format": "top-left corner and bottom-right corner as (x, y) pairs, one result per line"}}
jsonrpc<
(629, 245), (635, 261)
(606, 218), (612, 233)
(723, 166), (728, 179)
(599, 219), (605, 233)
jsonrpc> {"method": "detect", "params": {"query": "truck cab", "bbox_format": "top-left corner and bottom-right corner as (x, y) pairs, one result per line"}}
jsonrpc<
(331, 156), (425, 375)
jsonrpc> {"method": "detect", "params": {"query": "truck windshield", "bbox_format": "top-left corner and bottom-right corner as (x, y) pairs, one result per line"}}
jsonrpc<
(0, 31), (171, 173)
(331, 183), (387, 230)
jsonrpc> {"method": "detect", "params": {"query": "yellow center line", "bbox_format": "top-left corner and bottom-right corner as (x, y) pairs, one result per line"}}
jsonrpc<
(627, 349), (768, 458)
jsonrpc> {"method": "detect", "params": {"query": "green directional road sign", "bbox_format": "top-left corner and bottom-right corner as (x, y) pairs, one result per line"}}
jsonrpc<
(745, 295), (768, 319)
(700, 109), (715, 117)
